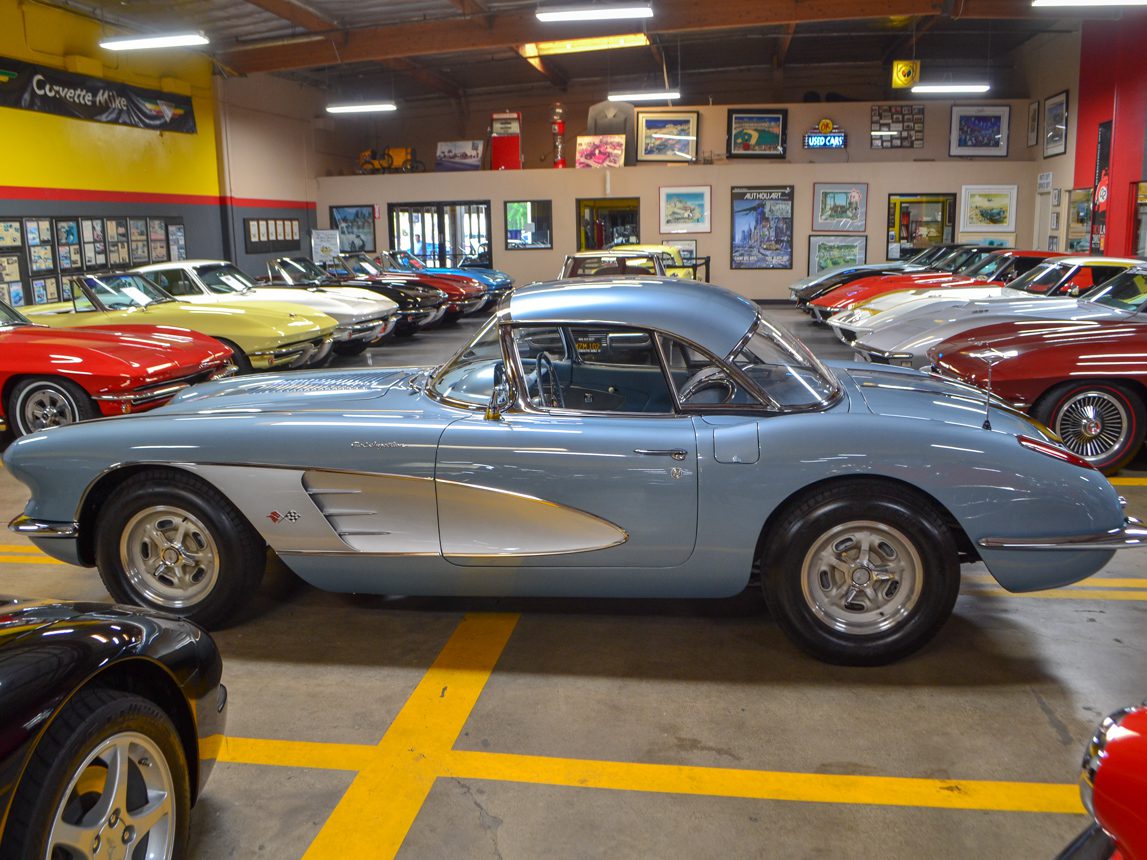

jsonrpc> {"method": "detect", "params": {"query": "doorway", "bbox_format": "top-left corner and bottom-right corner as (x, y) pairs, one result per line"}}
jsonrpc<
(886, 193), (956, 260)
(576, 198), (640, 251)
(388, 200), (492, 267)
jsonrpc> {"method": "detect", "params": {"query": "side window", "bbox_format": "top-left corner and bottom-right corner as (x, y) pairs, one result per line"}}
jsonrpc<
(1088, 266), (1123, 288)
(71, 281), (94, 313)
(1069, 268), (1096, 291)
(657, 335), (743, 408)
(163, 270), (199, 297)
(512, 325), (567, 410)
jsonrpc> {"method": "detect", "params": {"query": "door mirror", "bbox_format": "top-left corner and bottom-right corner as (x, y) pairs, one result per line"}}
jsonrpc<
(486, 380), (512, 421)
(1068, 285), (1081, 297)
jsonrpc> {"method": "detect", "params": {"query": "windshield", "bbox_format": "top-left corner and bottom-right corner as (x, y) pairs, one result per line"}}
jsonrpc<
(963, 253), (1011, 280)
(198, 264), (258, 294)
(430, 315), (504, 406)
(1010, 262), (1071, 295)
(394, 251), (425, 270)
(728, 314), (840, 409)
(1086, 269), (1147, 311)
(80, 273), (174, 309)
(950, 248), (995, 272)
(279, 258), (329, 282)
(0, 301), (31, 325)
(343, 255), (381, 276)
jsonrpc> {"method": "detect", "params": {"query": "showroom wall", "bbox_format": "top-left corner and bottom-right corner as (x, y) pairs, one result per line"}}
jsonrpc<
(0, 0), (225, 303)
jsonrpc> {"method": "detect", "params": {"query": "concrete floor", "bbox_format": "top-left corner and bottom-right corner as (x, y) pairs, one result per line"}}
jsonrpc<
(2, 307), (1145, 859)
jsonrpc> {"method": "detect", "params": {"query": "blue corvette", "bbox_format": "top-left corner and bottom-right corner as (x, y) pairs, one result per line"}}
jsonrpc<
(6, 277), (1144, 665)
(385, 249), (514, 297)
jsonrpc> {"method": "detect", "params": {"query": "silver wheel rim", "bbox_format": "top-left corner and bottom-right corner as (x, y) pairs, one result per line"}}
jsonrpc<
(800, 520), (923, 635)
(1054, 391), (1130, 463)
(46, 730), (176, 860)
(19, 385), (77, 432)
(119, 506), (219, 608)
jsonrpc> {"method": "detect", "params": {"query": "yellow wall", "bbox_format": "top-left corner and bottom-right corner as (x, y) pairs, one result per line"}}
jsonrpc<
(0, 0), (219, 197)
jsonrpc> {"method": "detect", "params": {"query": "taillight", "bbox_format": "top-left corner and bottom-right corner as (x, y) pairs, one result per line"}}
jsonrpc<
(1017, 435), (1096, 470)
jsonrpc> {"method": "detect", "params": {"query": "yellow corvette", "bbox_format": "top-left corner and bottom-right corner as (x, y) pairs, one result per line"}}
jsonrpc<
(611, 243), (708, 280)
(26, 272), (338, 372)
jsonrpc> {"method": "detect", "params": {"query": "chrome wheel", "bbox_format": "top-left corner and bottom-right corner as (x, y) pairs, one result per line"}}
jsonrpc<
(119, 506), (219, 609)
(46, 731), (176, 860)
(1053, 391), (1130, 462)
(19, 385), (78, 432)
(800, 520), (923, 635)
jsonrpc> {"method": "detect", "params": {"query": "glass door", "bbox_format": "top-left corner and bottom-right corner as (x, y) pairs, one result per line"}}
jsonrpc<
(388, 201), (492, 267)
(886, 193), (956, 260)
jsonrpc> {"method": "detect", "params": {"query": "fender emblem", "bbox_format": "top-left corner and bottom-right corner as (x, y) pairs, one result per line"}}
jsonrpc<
(267, 510), (301, 524)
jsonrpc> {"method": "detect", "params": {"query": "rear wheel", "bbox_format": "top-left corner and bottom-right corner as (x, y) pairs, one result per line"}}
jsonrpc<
(9, 376), (98, 436)
(1034, 381), (1146, 474)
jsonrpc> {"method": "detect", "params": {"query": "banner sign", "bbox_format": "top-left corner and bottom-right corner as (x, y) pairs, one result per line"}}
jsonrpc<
(0, 56), (196, 134)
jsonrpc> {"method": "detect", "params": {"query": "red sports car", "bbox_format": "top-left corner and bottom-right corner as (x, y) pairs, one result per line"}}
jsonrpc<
(0, 301), (234, 437)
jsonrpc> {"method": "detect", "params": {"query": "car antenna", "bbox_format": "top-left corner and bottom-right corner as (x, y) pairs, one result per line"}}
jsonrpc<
(975, 341), (1004, 431)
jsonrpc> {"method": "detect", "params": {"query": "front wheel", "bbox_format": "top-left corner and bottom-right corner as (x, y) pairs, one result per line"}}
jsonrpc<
(763, 482), (960, 665)
(1033, 381), (1146, 474)
(95, 469), (266, 628)
(213, 338), (253, 374)
(9, 376), (98, 436)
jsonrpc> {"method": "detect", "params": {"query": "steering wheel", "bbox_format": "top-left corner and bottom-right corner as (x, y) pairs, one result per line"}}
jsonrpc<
(532, 351), (565, 409)
(679, 366), (736, 405)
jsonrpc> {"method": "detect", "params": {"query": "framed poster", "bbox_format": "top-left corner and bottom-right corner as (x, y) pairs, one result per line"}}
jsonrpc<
(434, 140), (484, 171)
(1052, 187), (1063, 207)
(0, 220), (21, 247)
(950, 105), (1010, 157)
(575, 134), (625, 168)
(130, 240), (149, 264)
(635, 111), (698, 163)
(870, 103), (925, 149)
(9, 282), (24, 306)
(956, 233), (1013, 247)
(28, 243), (54, 272)
(812, 183), (867, 232)
(148, 218), (166, 243)
(1027, 101), (1039, 148)
(960, 185), (1017, 232)
(731, 186), (793, 269)
(1044, 90), (1069, 158)
(257, 220), (268, 242)
(1050, 211), (1061, 231)
(129, 218), (147, 242)
(330, 205), (375, 252)
(726, 108), (787, 158)
(56, 219), (79, 245)
(659, 185), (711, 234)
(808, 235), (867, 276)
(149, 239), (169, 263)
(1048, 235), (1060, 252)
(168, 223), (186, 260)
(663, 238), (697, 260)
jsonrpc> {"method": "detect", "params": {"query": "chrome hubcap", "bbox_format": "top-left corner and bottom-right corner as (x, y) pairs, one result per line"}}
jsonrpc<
(1055, 392), (1129, 462)
(22, 388), (76, 431)
(801, 520), (923, 635)
(46, 731), (176, 860)
(119, 506), (219, 608)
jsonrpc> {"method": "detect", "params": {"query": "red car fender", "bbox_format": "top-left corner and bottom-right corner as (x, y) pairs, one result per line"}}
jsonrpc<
(1093, 707), (1147, 860)
(809, 273), (983, 311)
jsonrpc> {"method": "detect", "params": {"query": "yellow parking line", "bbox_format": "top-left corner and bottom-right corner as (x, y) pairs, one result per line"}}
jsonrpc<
(444, 751), (1082, 815)
(965, 575), (1147, 589)
(1110, 477), (1147, 485)
(218, 736), (372, 772)
(0, 544), (45, 553)
(0, 555), (67, 566)
(966, 587), (1147, 602)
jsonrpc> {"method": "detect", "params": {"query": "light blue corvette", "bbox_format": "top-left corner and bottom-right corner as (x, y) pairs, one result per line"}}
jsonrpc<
(6, 277), (1145, 665)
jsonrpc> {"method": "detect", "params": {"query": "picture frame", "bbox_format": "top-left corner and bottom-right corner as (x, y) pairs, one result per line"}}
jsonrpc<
(812, 183), (867, 232)
(504, 200), (554, 250)
(808, 235), (867, 276)
(1050, 211), (1061, 231)
(330, 205), (375, 253)
(949, 105), (1010, 157)
(1027, 101), (1039, 148)
(731, 186), (793, 269)
(0, 220), (21, 247)
(1048, 235), (1060, 252)
(960, 184), (1017, 232)
(636, 111), (699, 163)
(1044, 90), (1069, 158)
(870, 103), (926, 149)
(575, 134), (625, 169)
(659, 185), (711, 234)
(663, 238), (697, 261)
(955, 233), (1014, 248)
(1052, 187), (1062, 207)
(726, 108), (787, 159)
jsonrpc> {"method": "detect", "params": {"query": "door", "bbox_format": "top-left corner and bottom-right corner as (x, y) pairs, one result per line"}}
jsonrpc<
(388, 201), (492, 267)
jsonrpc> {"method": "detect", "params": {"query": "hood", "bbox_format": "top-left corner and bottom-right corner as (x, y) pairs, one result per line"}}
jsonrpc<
(6, 324), (228, 371)
(813, 273), (975, 310)
(930, 314), (1147, 364)
(164, 366), (427, 413)
(243, 288), (397, 321)
(836, 363), (1041, 437)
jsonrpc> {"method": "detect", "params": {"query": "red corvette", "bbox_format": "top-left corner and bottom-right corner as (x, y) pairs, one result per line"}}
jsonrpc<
(0, 301), (234, 437)
(1058, 702), (1147, 860)
(808, 249), (1061, 320)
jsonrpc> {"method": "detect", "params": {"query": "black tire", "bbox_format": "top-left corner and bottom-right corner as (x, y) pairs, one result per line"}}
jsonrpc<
(95, 468), (266, 628)
(9, 376), (98, 436)
(0, 688), (190, 860)
(332, 339), (371, 356)
(1033, 381), (1146, 475)
(762, 481), (960, 666)
(213, 338), (253, 374)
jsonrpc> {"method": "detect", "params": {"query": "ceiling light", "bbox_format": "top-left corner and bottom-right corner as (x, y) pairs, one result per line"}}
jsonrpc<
(1032, 0), (1147, 5)
(520, 33), (650, 57)
(608, 89), (679, 102)
(99, 32), (209, 51)
(536, 3), (654, 22)
(911, 83), (991, 94)
(326, 102), (398, 114)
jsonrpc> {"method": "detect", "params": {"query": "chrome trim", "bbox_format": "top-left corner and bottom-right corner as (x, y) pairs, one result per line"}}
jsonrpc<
(978, 517), (1147, 550)
(1080, 703), (1142, 817)
(8, 514), (79, 538)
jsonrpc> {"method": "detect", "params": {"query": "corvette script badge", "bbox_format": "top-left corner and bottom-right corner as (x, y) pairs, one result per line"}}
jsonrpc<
(267, 510), (301, 524)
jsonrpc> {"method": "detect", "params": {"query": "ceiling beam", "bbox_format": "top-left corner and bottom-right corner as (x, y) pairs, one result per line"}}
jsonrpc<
(882, 15), (940, 63)
(445, 0), (489, 14)
(514, 48), (570, 90)
(773, 23), (797, 69)
(382, 57), (465, 101)
(241, 0), (336, 33)
(221, 0), (1042, 75)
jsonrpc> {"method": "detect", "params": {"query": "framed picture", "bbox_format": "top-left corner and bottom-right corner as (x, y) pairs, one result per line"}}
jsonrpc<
(808, 235), (867, 276)
(434, 139), (484, 171)
(956, 233), (1014, 248)
(56, 219), (80, 246)
(1048, 235), (1060, 252)
(128, 218), (147, 243)
(0, 220), (21, 247)
(1044, 90), (1069, 158)
(505, 200), (554, 250)
(148, 218), (166, 243)
(659, 186), (711, 234)
(330, 205), (375, 252)
(575, 134), (625, 169)
(731, 186), (793, 269)
(812, 183), (867, 232)
(1052, 187), (1063, 207)
(950, 105), (1010, 157)
(870, 103), (925, 149)
(1027, 101), (1039, 147)
(1050, 211), (1061, 231)
(960, 184), (1017, 232)
(130, 240), (149, 264)
(636, 111), (699, 163)
(663, 238), (697, 261)
(726, 108), (787, 158)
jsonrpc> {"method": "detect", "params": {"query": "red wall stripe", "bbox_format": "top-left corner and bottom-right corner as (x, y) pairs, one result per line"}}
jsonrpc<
(0, 185), (316, 210)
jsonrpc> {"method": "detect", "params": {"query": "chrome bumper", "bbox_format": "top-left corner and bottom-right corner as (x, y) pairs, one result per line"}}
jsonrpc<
(336, 317), (390, 343)
(418, 305), (447, 327)
(90, 364), (238, 405)
(9, 514), (79, 538)
(978, 517), (1147, 550)
(851, 343), (913, 366)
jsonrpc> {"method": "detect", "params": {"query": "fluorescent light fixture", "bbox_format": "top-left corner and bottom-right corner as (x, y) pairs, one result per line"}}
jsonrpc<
(608, 89), (679, 102)
(536, 3), (653, 22)
(1032, 0), (1147, 5)
(519, 33), (650, 57)
(326, 102), (398, 114)
(911, 83), (991, 93)
(99, 32), (209, 51)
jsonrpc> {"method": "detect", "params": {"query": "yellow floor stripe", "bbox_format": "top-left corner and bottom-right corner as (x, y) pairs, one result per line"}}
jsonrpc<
(966, 587), (1147, 602)
(302, 612), (519, 860)
(1110, 477), (1147, 485)
(0, 544), (45, 553)
(216, 736), (373, 772)
(443, 751), (1082, 815)
(965, 575), (1147, 589)
(0, 555), (67, 566)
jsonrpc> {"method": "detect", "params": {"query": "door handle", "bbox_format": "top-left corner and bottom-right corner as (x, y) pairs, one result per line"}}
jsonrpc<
(634, 448), (688, 461)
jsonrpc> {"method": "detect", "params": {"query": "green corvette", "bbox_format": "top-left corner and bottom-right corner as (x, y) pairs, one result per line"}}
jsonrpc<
(27, 272), (339, 372)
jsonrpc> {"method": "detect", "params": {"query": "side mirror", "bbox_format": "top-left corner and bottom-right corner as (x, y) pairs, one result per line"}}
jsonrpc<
(485, 380), (512, 421)
(1068, 285), (1081, 297)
